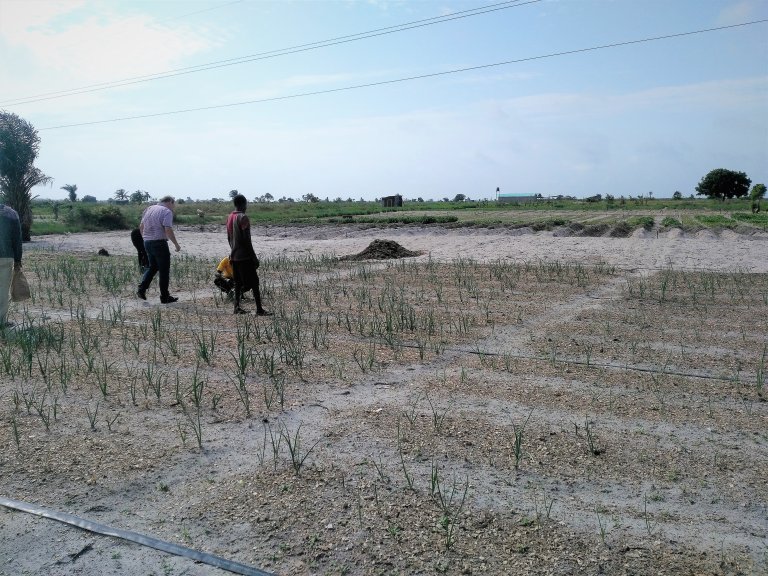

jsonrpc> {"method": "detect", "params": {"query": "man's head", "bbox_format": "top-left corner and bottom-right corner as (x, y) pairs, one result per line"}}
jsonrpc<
(159, 195), (176, 210)
(233, 194), (248, 211)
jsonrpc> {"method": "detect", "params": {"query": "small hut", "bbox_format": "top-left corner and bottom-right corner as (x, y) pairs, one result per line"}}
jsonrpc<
(381, 194), (403, 208)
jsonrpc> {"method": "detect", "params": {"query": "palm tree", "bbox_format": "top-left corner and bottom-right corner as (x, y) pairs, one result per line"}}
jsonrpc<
(114, 188), (128, 201)
(0, 111), (53, 240)
(61, 183), (78, 202)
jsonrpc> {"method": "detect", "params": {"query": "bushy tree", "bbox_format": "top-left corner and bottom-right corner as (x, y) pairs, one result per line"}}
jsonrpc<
(673, 191), (682, 200)
(695, 168), (751, 201)
(0, 110), (53, 240)
(81, 195), (97, 203)
(750, 183), (766, 213)
(130, 190), (146, 203)
(61, 183), (78, 202)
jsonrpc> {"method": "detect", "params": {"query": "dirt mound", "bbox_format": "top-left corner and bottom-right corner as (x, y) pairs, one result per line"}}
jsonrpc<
(608, 222), (633, 238)
(577, 223), (611, 237)
(340, 239), (422, 261)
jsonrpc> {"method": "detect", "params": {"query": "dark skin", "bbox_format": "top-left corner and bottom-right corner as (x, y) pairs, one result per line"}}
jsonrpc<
(229, 198), (271, 316)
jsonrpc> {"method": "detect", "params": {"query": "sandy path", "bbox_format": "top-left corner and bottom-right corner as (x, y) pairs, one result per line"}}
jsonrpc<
(29, 225), (768, 273)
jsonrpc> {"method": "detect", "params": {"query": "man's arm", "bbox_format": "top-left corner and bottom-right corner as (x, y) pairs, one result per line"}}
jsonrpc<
(165, 227), (181, 252)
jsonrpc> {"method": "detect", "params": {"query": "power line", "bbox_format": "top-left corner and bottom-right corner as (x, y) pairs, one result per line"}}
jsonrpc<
(39, 19), (768, 131)
(3, 0), (540, 107)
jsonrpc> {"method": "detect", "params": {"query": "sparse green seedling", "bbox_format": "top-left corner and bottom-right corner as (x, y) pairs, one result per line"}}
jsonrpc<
(396, 418), (414, 490)
(401, 394), (420, 427)
(435, 471), (469, 551)
(11, 415), (20, 450)
(643, 493), (658, 536)
(85, 402), (99, 431)
(279, 421), (320, 476)
(585, 416), (602, 455)
(533, 485), (555, 525)
(595, 504), (609, 545)
(425, 392), (450, 433)
(511, 409), (534, 469)
(105, 413), (119, 432)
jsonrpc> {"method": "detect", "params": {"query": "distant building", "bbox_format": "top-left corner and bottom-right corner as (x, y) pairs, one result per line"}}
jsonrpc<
(497, 193), (538, 204)
(381, 194), (403, 207)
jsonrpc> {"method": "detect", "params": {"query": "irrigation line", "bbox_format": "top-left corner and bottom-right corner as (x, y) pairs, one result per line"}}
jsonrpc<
(0, 497), (274, 576)
(362, 338), (743, 385)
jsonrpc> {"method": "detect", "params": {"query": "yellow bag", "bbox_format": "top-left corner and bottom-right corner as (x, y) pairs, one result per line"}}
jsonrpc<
(11, 268), (30, 302)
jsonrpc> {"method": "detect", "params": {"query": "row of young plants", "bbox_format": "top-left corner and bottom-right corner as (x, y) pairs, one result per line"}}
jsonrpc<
(2, 250), (765, 573)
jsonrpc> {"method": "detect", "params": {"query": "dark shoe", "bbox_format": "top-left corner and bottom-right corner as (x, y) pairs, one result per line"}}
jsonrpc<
(161, 296), (179, 304)
(234, 307), (249, 315)
(256, 309), (273, 317)
(136, 288), (147, 300)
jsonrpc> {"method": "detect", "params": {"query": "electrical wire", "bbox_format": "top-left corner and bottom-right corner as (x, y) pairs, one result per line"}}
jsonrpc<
(2, 0), (540, 107)
(38, 19), (767, 132)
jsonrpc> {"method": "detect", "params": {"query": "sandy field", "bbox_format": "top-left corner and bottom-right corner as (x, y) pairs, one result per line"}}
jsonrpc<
(2, 224), (767, 576)
(27, 224), (768, 272)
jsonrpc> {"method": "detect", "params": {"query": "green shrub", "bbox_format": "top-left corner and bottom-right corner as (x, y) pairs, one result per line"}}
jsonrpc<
(626, 216), (655, 231)
(30, 220), (71, 235)
(345, 215), (459, 225)
(696, 215), (736, 229)
(661, 216), (682, 228)
(64, 205), (128, 231)
(731, 212), (768, 227)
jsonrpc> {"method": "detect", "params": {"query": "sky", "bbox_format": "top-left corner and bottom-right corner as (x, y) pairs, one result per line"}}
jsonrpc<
(0, 0), (766, 203)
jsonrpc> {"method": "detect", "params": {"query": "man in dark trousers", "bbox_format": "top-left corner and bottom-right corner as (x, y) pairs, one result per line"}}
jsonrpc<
(136, 195), (181, 304)
(226, 194), (271, 316)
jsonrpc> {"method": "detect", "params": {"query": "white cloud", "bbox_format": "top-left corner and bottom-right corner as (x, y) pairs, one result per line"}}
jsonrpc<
(0, 0), (219, 100)
(716, 0), (758, 25)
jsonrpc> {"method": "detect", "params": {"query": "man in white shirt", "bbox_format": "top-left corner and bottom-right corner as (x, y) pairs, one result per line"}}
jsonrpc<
(136, 196), (181, 304)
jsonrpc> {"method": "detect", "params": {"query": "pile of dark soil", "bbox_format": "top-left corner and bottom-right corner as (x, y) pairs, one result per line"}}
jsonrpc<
(578, 223), (611, 237)
(609, 221), (634, 237)
(340, 239), (422, 261)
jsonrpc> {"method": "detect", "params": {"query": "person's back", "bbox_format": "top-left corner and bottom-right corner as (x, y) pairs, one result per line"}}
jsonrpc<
(0, 205), (22, 261)
(0, 204), (23, 327)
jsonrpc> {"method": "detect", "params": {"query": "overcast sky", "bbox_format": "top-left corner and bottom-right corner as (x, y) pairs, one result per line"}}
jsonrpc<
(1, 0), (766, 202)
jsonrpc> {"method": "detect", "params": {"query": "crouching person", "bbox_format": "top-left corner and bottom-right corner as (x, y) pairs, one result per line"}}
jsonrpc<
(214, 256), (235, 296)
